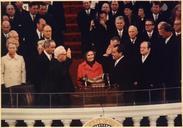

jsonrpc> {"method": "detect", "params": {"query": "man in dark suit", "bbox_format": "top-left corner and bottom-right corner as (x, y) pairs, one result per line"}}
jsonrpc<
(110, 44), (133, 105)
(141, 19), (159, 56)
(23, 2), (39, 33)
(44, 46), (74, 107)
(13, 1), (28, 15)
(109, 1), (121, 30)
(5, 4), (25, 45)
(134, 41), (161, 104)
(90, 11), (111, 63)
(47, 1), (66, 44)
(77, 1), (96, 55)
(30, 18), (47, 56)
(126, 25), (142, 61)
(110, 16), (129, 45)
(102, 36), (120, 74)
(173, 19), (181, 42)
(1, 21), (11, 56)
(147, 2), (166, 27)
(36, 40), (56, 93)
(37, 2), (61, 44)
(123, 4), (138, 28)
(157, 21), (181, 102)
(21, 2), (39, 83)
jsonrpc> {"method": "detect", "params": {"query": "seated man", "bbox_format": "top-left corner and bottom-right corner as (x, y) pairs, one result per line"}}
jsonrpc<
(77, 50), (104, 87)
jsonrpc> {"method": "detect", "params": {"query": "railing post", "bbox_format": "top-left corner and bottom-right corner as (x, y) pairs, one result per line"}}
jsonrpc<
(62, 119), (72, 127)
(42, 120), (52, 127)
(49, 93), (51, 108)
(6, 120), (16, 127)
(163, 84), (166, 103)
(16, 93), (19, 108)
(149, 115), (159, 126)
(148, 89), (151, 104)
(83, 92), (85, 106)
(167, 114), (177, 127)
(133, 116), (142, 127)
(24, 120), (35, 127)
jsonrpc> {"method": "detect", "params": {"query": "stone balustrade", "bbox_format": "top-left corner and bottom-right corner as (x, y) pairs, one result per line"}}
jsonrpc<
(1, 103), (181, 127)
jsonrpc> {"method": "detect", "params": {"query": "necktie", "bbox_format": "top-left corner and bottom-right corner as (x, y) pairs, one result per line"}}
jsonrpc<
(155, 15), (158, 21)
(40, 32), (43, 39)
(86, 10), (90, 15)
(112, 11), (116, 15)
(32, 15), (35, 21)
(4, 34), (7, 38)
(148, 33), (152, 38)
(119, 31), (122, 38)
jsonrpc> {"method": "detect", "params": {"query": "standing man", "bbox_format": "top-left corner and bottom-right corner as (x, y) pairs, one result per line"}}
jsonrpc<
(157, 21), (180, 102)
(36, 40), (56, 93)
(77, 1), (96, 55)
(110, 16), (128, 44)
(110, 44), (132, 105)
(1, 21), (11, 56)
(135, 41), (160, 104)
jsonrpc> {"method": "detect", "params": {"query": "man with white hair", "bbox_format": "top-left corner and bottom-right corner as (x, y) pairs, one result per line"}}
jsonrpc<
(125, 25), (142, 89)
(42, 45), (74, 107)
(126, 25), (142, 60)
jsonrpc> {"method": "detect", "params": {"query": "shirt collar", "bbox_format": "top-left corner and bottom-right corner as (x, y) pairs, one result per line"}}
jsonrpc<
(147, 30), (153, 35)
(117, 29), (124, 33)
(153, 13), (159, 16)
(175, 32), (181, 36)
(165, 34), (173, 44)
(115, 55), (124, 66)
(141, 53), (149, 63)
(112, 10), (117, 14)
(130, 37), (137, 43)
(44, 50), (52, 61)
(36, 29), (42, 38)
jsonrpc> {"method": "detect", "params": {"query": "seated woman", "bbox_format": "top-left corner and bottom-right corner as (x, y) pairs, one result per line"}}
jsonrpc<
(77, 50), (104, 87)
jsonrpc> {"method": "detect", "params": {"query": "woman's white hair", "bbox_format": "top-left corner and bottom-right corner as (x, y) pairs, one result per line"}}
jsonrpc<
(54, 45), (66, 59)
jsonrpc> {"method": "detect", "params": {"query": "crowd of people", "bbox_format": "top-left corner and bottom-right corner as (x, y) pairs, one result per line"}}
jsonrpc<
(1, 1), (181, 106)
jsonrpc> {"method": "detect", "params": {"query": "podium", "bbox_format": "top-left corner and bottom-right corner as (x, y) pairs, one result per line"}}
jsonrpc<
(71, 83), (121, 107)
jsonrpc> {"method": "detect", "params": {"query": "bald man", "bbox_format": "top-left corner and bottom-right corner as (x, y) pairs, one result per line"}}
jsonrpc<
(125, 25), (142, 90)
(42, 25), (52, 40)
(5, 4), (25, 41)
(6, 4), (16, 18)
(134, 41), (160, 104)
(126, 25), (142, 60)
(1, 21), (11, 56)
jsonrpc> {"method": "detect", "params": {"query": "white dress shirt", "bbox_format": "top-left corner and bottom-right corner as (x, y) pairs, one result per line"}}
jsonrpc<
(114, 55), (124, 67)
(117, 29), (124, 38)
(1, 53), (26, 88)
(36, 29), (42, 39)
(165, 34), (173, 44)
(147, 31), (153, 38)
(130, 37), (137, 44)
(141, 53), (149, 63)
(175, 32), (181, 36)
(44, 50), (52, 61)
(153, 13), (159, 21)
(30, 13), (35, 21)
(85, 9), (91, 15)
